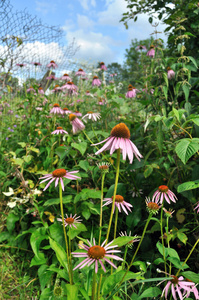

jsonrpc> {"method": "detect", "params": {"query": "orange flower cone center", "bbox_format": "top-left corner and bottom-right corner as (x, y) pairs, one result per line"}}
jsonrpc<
(171, 275), (178, 284)
(69, 114), (77, 121)
(128, 84), (133, 88)
(111, 123), (130, 139)
(39, 87), (43, 90)
(57, 127), (63, 130)
(158, 185), (169, 192)
(54, 85), (59, 88)
(147, 202), (159, 210)
(63, 73), (69, 76)
(86, 90), (90, 93)
(88, 246), (106, 260)
(63, 108), (69, 111)
(99, 165), (109, 170)
(167, 67), (171, 70)
(65, 217), (74, 224)
(53, 103), (60, 107)
(52, 169), (66, 178)
(87, 111), (93, 114)
(50, 60), (55, 63)
(100, 62), (105, 65)
(93, 76), (98, 79)
(112, 195), (124, 203)
(67, 81), (74, 85)
(78, 68), (83, 71)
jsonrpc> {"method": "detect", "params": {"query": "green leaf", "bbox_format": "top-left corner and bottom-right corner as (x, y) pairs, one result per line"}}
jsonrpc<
(0, 231), (11, 242)
(30, 253), (47, 267)
(175, 138), (199, 164)
(12, 157), (24, 166)
(167, 248), (180, 260)
(183, 85), (190, 102)
(102, 270), (140, 295)
(6, 213), (19, 233)
(177, 180), (199, 193)
(144, 165), (153, 178)
(188, 56), (198, 69)
(30, 228), (49, 258)
(156, 241), (168, 257)
(78, 160), (89, 171)
(44, 195), (73, 206)
(38, 265), (53, 291)
(49, 237), (68, 271)
(191, 117), (199, 126)
(110, 236), (139, 247)
(0, 171), (6, 178)
(162, 72), (168, 87)
(18, 142), (26, 148)
(138, 287), (161, 299)
(162, 86), (168, 100)
(167, 257), (189, 270)
(79, 288), (90, 300)
(71, 142), (87, 155)
(181, 271), (199, 283)
(177, 231), (188, 244)
(68, 223), (87, 239)
(65, 284), (79, 300)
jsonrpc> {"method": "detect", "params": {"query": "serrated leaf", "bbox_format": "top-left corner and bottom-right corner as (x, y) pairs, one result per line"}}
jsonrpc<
(175, 138), (199, 164)
(71, 142), (87, 155)
(144, 165), (153, 178)
(181, 271), (199, 283)
(138, 287), (161, 299)
(182, 84), (190, 102)
(177, 180), (199, 193)
(188, 56), (198, 69)
(110, 236), (139, 247)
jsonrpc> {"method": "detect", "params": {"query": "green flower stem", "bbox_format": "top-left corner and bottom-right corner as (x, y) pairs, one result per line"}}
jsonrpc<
(122, 246), (128, 270)
(106, 149), (120, 243)
(97, 274), (103, 300)
(129, 213), (152, 268)
(59, 182), (72, 285)
(99, 172), (106, 245)
(175, 238), (199, 277)
(114, 206), (119, 240)
(160, 204), (167, 274)
(92, 270), (97, 300)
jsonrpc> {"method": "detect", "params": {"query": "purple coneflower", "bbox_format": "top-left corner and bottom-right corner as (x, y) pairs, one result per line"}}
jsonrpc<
(194, 201), (199, 214)
(72, 239), (123, 273)
(27, 86), (35, 93)
(100, 62), (107, 71)
(62, 81), (78, 91)
(85, 90), (92, 96)
(119, 231), (140, 248)
(163, 208), (175, 218)
(103, 195), (133, 215)
(147, 45), (155, 58)
(51, 126), (68, 135)
(57, 213), (82, 229)
(136, 45), (147, 51)
(50, 103), (63, 115)
(75, 68), (86, 76)
(39, 168), (80, 191)
(152, 185), (177, 204)
(73, 111), (82, 117)
(126, 85), (138, 98)
(167, 67), (175, 80)
(145, 197), (161, 215)
(158, 274), (198, 300)
(62, 107), (71, 114)
(52, 85), (62, 92)
(46, 75), (57, 81)
(92, 123), (143, 164)
(46, 60), (58, 69)
(69, 113), (85, 134)
(38, 87), (44, 94)
(32, 62), (42, 66)
(92, 76), (101, 87)
(60, 73), (71, 81)
(82, 111), (101, 122)
(16, 63), (26, 67)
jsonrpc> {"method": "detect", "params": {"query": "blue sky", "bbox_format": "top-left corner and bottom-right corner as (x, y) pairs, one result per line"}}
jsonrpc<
(9, 0), (167, 66)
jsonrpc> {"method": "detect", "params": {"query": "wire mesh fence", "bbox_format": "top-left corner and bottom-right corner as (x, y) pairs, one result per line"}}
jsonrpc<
(0, 0), (79, 87)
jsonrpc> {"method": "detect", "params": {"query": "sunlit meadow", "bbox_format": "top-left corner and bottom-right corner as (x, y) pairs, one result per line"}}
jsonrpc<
(1, 7), (199, 299)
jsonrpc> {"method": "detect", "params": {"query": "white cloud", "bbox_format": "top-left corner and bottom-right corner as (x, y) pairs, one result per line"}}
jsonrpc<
(78, 0), (96, 10)
(77, 14), (95, 30)
(98, 0), (128, 26)
(35, 1), (57, 15)
(65, 29), (117, 64)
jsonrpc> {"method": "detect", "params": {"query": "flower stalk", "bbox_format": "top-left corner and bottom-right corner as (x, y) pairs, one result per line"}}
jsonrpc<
(106, 149), (120, 243)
